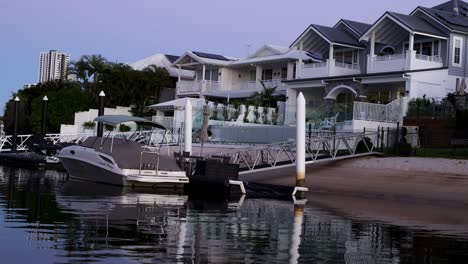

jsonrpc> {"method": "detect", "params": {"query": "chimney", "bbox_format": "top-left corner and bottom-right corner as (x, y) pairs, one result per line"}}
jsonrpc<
(453, 0), (460, 15)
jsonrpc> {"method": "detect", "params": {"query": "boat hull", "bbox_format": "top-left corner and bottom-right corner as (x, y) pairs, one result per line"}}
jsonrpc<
(60, 157), (128, 186)
(59, 145), (189, 188)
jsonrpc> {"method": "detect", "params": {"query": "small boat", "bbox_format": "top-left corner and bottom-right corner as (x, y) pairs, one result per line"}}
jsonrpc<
(0, 135), (64, 170)
(58, 115), (189, 188)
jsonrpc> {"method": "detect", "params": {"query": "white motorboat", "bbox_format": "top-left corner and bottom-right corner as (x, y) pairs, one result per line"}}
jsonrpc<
(58, 115), (189, 187)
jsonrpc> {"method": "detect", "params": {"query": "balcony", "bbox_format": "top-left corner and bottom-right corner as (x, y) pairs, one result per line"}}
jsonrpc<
(177, 80), (220, 94)
(299, 60), (361, 79)
(231, 79), (286, 92)
(367, 51), (443, 73)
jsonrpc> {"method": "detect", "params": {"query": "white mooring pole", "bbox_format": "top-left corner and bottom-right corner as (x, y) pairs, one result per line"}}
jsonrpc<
(294, 92), (308, 200)
(289, 204), (305, 264)
(184, 100), (192, 154)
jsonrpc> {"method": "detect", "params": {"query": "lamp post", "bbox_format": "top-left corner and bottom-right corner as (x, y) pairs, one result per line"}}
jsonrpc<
(12, 96), (20, 152)
(97, 91), (105, 137)
(41, 96), (48, 137)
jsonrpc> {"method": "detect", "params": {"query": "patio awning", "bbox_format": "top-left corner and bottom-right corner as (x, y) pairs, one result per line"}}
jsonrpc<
(203, 90), (286, 99)
(147, 98), (206, 111)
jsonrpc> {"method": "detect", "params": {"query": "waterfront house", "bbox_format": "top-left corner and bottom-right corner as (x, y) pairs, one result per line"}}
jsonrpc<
(284, 0), (468, 130)
(173, 46), (319, 100)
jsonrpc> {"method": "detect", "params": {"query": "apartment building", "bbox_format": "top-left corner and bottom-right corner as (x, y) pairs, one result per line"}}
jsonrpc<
(38, 50), (70, 83)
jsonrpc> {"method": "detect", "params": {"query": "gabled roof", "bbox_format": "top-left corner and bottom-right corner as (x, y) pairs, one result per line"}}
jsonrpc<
(389, 11), (447, 36)
(413, 1), (468, 33)
(360, 11), (448, 41)
(290, 24), (365, 48)
(335, 19), (372, 36)
(312, 24), (365, 47)
(129, 53), (194, 79)
(249, 45), (290, 58)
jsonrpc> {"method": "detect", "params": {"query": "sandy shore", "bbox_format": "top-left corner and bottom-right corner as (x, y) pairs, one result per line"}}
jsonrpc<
(240, 156), (468, 207)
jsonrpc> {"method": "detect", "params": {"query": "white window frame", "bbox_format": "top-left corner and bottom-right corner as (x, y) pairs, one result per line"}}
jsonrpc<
(402, 38), (441, 57)
(452, 36), (463, 67)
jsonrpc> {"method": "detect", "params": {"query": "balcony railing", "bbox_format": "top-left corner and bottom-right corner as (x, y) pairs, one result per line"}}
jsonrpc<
(303, 62), (327, 68)
(177, 80), (201, 93)
(335, 61), (360, 70)
(177, 80), (220, 93)
(374, 53), (405, 61)
(368, 51), (444, 73)
(415, 54), (442, 63)
(231, 81), (257, 91)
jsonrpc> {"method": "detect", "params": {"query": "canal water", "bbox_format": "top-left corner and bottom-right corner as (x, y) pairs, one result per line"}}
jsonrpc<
(0, 166), (467, 264)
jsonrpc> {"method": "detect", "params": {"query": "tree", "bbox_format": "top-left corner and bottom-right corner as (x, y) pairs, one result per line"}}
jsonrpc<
(252, 80), (278, 108)
(143, 64), (172, 105)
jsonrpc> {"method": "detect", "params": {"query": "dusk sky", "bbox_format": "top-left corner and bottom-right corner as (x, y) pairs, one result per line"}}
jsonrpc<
(0, 0), (443, 111)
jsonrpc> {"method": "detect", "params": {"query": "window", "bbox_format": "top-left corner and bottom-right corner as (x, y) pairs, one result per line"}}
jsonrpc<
(203, 68), (219, 81)
(261, 69), (273, 80)
(403, 39), (441, 57)
(281, 67), (287, 79)
(380, 46), (395, 56)
(453, 36), (463, 66)
(433, 40), (439, 56)
(353, 50), (359, 64)
(249, 70), (256, 82)
(421, 41), (432, 56)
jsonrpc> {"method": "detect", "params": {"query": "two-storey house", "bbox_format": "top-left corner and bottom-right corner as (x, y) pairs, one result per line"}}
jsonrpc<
(173, 46), (319, 100)
(284, 0), (468, 130)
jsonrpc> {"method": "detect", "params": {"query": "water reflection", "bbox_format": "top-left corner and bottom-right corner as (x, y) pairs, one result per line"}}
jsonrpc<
(0, 167), (468, 263)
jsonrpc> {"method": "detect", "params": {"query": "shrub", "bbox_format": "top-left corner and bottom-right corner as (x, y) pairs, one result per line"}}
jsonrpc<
(119, 123), (131, 132)
(82, 121), (95, 129)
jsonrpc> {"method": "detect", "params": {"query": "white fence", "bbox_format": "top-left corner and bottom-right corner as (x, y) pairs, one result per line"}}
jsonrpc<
(353, 98), (403, 123)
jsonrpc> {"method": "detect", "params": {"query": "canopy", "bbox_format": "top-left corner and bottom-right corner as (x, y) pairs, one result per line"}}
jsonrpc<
(147, 98), (206, 111)
(94, 115), (167, 130)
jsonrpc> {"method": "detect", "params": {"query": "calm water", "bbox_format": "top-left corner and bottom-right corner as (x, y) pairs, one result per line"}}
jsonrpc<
(0, 167), (468, 263)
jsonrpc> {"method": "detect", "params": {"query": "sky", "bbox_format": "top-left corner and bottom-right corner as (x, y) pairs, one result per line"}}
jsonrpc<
(0, 0), (445, 111)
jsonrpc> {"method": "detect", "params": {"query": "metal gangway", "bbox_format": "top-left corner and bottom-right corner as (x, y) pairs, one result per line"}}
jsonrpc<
(207, 131), (383, 175)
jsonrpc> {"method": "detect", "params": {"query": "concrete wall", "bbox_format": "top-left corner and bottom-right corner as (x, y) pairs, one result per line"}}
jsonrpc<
(59, 106), (132, 135)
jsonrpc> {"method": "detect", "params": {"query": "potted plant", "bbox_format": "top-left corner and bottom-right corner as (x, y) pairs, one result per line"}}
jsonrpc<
(233, 101), (241, 121)
(243, 105), (250, 123)
(82, 121), (95, 132)
(254, 104), (261, 124)
(212, 102), (219, 120)
(119, 123), (131, 132)
(222, 104), (229, 121)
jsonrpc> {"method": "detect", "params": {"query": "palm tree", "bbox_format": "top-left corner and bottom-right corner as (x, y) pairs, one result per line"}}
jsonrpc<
(252, 80), (277, 108)
(143, 64), (171, 104)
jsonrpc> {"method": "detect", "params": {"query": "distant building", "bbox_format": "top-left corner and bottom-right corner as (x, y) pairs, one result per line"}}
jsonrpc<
(38, 50), (70, 83)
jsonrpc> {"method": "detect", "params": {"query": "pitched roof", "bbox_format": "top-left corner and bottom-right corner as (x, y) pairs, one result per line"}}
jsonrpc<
(191, 51), (232, 61)
(340, 19), (372, 36)
(312, 24), (365, 47)
(129, 53), (194, 78)
(432, 0), (467, 13)
(165, 55), (180, 63)
(388, 11), (447, 36)
(416, 2), (468, 32)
